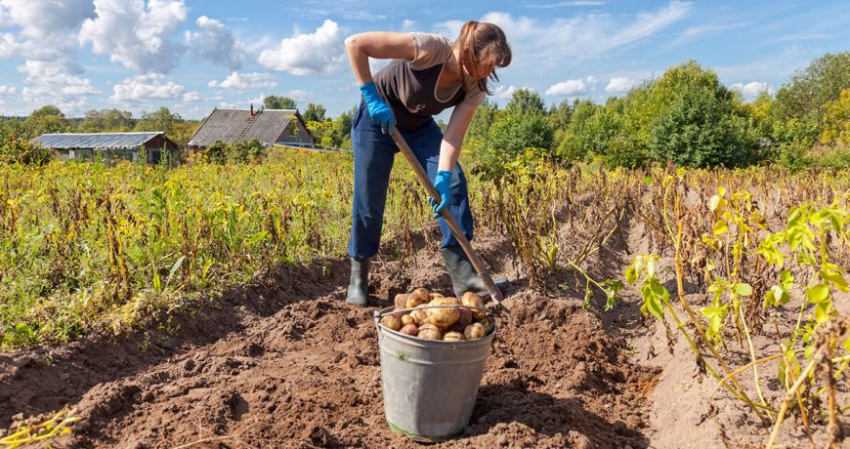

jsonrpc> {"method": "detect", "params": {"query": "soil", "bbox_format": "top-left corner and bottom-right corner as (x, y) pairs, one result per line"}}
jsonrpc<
(1, 209), (847, 448)
(0, 233), (658, 449)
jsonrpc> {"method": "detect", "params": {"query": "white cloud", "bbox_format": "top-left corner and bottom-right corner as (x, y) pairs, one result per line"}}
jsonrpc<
(185, 16), (246, 70)
(731, 81), (774, 100)
(545, 79), (587, 96)
(110, 73), (186, 102)
(586, 75), (599, 90)
(284, 89), (311, 102)
(442, 3), (689, 76)
(492, 85), (518, 100)
(605, 77), (636, 93)
(19, 60), (99, 113)
(208, 72), (277, 91)
(0, 85), (15, 95)
(401, 19), (417, 31)
(79, 0), (188, 73)
(0, 0), (94, 38)
(182, 91), (200, 102)
(258, 19), (344, 76)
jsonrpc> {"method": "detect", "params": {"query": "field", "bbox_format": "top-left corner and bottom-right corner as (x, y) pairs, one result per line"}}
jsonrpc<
(1, 151), (850, 448)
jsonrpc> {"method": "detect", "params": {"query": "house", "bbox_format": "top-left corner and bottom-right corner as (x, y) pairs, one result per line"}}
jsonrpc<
(31, 132), (179, 165)
(187, 106), (314, 157)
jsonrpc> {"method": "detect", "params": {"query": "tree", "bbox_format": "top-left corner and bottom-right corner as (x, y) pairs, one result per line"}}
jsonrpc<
(302, 103), (326, 123)
(23, 105), (70, 139)
(773, 52), (850, 125)
(78, 109), (134, 132)
(820, 88), (850, 145)
(648, 86), (754, 168)
(504, 88), (546, 116)
(486, 110), (553, 157)
(264, 95), (297, 110)
(465, 99), (498, 145)
(135, 107), (182, 134)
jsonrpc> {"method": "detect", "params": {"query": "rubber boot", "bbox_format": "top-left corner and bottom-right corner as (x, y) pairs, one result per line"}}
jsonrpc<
(441, 246), (508, 298)
(346, 257), (370, 306)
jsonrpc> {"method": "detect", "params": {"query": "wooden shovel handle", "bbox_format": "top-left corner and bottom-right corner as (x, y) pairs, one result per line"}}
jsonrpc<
(389, 129), (504, 304)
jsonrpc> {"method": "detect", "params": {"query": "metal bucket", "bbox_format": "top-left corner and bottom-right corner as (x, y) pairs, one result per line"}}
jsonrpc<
(374, 306), (496, 442)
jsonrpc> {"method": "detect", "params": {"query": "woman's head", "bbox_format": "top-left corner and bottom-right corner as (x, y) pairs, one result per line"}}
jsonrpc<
(455, 21), (512, 94)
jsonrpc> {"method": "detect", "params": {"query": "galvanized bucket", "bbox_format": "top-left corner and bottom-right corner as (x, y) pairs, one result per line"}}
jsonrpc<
(374, 305), (496, 442)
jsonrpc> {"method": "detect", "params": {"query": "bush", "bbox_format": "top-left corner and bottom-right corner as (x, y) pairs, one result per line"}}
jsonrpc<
(0, 138), (54, 166)
(204, 140), (228, 164)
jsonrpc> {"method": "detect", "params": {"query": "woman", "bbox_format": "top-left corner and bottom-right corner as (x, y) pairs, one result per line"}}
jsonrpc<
(344, 21), (511, 306)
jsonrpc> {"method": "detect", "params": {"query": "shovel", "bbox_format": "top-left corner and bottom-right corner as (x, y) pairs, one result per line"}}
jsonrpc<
(389, 128), (504, 305)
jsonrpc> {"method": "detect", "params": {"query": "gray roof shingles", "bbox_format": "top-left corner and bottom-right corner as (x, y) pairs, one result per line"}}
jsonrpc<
(31, 132), (164, 150)
(188, 108), (302, 148)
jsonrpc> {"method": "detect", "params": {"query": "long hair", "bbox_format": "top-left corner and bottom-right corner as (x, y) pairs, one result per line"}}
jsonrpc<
(455, 21), (512, 95)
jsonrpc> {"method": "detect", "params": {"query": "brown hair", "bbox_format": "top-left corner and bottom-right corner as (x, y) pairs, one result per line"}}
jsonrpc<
(455, 21), (512, 95)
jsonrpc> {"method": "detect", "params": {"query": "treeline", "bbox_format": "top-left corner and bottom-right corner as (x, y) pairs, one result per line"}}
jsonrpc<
(466, 51), (849, 174)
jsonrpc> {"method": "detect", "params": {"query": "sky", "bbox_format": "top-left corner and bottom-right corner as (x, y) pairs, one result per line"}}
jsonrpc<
(0, 0), (847, 120)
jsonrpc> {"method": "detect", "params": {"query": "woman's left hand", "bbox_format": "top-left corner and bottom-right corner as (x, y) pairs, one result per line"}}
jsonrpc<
(428, 170), (452, 218)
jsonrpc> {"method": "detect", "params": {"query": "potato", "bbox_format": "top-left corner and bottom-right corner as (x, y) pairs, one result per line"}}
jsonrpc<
(401, 314), (414, 326)
(461, 292), (486, 320)
(443, 331), (464, 342)
(417, 324), (442, 340)
(380, 315), (403, 331)
(429, 292), (444, 300)
(410, 307), (430, 326)
(477, 317), (494, 335)
(399, 323), (418, 336)
(427, 297), (460, 328)
(405, 294), (429, 309)
(394, 293), (412, 311)
(448, 307), (473, 333)
(411, 287), (430, 303)
(463, 322), (486, 340)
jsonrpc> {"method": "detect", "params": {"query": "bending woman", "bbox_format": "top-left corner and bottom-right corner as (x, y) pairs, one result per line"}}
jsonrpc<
(344, 21), (511, 306)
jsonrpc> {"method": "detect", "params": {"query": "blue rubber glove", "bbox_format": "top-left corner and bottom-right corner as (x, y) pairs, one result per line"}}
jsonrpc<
(359, 81), (396, 134)
(428, 170), (452, 218)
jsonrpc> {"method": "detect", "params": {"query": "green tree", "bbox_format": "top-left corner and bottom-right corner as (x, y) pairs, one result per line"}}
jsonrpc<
(264, 95), (297, 110)
(465, 99), (498, 145)
(773, 52), (850, 126)
(504, 88), (546, 116)
(204, 140), (228, 164)
(135, 107), (182, 134)
(78, 109), (134, 132)
(819, 88), (850, 145)
(486, 110), (553, 157)
(23, 105), (70, 138)
(302, 103), (326, 123)
(648, 86), (754, 168)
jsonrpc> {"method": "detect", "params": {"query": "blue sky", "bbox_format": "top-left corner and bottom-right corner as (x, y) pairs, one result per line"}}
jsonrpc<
(0, 0), (847, 120)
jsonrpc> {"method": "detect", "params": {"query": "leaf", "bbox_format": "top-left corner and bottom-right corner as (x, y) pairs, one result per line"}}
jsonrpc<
(815, 300), (833, 323)
(820, 269), (849, 293)
(650, 281), (671, 303)
(643, 175), (653, 186)
(713, 219), (729, 235)
(735, 283), (753, 297)
(709, 195), (721, 212)
(717, 186), (726, 197)
(165, 255), (186, 287)
(625, 265), (637, 284)
(806, 283), (830, 304)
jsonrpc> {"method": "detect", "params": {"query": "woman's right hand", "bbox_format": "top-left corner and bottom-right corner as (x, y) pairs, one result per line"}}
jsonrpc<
(360, 82), (396, 134)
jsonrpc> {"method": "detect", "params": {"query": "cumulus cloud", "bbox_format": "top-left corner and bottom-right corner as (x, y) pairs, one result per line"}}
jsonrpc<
(545, 79), (587, 96)
(0, 85), (15, 95)
(79, 0), (188, 73)
(0, 0), (94, 38)
(401, 19), (417, 31)
(283, 89), (311, 102)
(731, 81), (774, 100)
(19, 60), (99, 113)
(492, 85), (518, 100)
(605, 77), (636, 93)
(526, 1), (606, 8)
(185, 15), (246, 71)
(258, 19), (344, 76)
(208, 72), (277, 91)
(182, 91), (200, 102)
(111, 73), (186, 102)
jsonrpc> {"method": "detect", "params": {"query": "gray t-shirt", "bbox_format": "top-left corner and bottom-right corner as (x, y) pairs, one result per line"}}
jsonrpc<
(372, 32), (485, 131)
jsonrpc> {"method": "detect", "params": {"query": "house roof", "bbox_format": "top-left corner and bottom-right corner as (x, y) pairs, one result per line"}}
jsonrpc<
(31, 132), (167, 150)
(188, 108), (310, 148)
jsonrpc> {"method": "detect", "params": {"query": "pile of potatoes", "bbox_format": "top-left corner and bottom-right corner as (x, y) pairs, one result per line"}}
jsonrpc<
(379, 288), (494, 341)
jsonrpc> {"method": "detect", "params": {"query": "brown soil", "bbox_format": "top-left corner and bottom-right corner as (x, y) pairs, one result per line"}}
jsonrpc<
(0, 235), (658, 448)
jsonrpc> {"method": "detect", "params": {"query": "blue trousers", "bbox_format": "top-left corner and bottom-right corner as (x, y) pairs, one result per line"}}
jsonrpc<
(348, 101), (474, 259)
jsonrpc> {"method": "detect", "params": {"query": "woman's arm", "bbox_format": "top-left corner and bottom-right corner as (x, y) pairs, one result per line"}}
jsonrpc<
(344, 32), (416, 85)
(439, 102), (478, 171)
